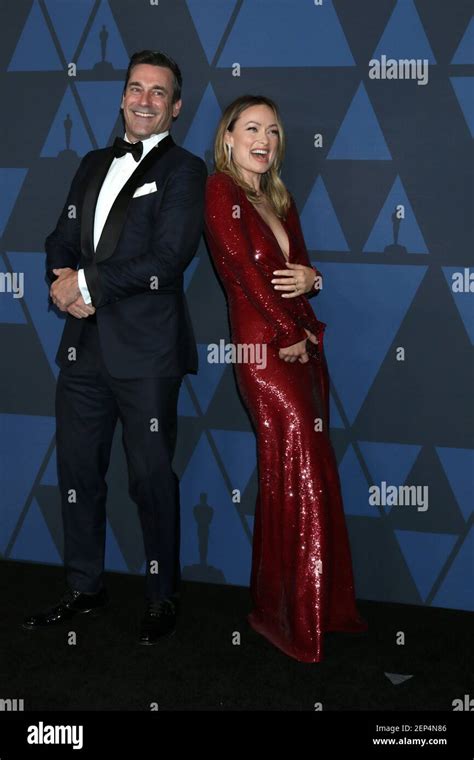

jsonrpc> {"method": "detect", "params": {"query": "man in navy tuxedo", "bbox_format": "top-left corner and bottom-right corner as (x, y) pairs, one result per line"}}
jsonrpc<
(22, 50), (207, 644)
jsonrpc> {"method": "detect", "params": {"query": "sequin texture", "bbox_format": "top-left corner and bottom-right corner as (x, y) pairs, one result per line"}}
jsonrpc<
(204, 172), (367, 662)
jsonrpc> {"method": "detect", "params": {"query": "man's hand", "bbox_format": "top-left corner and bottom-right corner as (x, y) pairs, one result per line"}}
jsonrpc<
(278, 329), (318, 364)
(50, 267), (81, 311)
(67, 295), (96, 319)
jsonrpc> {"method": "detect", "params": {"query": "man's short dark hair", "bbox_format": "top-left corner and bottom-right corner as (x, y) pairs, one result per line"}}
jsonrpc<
(124, 50), (182, 103)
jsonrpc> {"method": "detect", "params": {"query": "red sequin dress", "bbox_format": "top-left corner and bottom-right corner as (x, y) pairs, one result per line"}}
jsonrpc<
(204, 171), (367, 662)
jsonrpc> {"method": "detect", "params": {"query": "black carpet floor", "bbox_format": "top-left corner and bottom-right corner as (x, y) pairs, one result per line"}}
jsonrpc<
(1, 560), (472, 711)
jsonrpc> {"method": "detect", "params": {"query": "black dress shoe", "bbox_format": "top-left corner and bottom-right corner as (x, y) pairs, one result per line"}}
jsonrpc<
(138, 597), (178, 645)
(22, 588), (109, 630)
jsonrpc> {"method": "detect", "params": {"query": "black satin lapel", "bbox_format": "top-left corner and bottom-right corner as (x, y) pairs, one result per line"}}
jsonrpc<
(80, 149), (115, 260)
(94, 134), (175, 264)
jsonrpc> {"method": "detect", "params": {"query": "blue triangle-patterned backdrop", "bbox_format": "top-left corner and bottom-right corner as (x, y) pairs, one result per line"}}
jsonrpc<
(0, 0), (472, 610)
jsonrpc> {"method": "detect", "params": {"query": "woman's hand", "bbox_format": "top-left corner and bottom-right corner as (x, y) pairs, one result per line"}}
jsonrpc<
(278, 329), (318, 364)
(272, 262), (317, 298)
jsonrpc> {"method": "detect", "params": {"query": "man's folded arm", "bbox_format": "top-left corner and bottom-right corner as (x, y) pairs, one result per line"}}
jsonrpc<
(83, 158), (207, 308)
(44, 155), (92, 285)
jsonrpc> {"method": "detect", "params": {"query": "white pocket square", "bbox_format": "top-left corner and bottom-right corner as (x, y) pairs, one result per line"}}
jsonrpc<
(133, 181), (157, 198)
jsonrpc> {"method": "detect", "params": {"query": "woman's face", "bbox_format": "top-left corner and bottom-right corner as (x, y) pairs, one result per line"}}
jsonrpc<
(225, 104), (280, 182)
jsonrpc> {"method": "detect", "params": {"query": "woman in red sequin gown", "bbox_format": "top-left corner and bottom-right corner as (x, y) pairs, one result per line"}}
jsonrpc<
(204, 96), (367, 662)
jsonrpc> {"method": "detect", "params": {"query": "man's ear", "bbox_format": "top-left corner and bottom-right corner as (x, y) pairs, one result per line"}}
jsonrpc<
(172, 99), (182, 119)
(120, 93), (125, 110)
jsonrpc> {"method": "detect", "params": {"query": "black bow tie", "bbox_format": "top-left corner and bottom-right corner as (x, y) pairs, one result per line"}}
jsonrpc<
(112, 137), (143, 162)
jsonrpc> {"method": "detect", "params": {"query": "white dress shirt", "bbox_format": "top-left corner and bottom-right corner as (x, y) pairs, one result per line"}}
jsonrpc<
(77, 130), (169, 304)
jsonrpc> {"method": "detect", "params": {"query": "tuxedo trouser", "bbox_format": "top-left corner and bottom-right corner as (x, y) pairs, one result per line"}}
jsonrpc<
(55, 317), (182, 601)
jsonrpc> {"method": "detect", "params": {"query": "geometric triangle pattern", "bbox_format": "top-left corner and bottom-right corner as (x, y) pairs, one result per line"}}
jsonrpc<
(363, 176), (429, 254)
(0, 414), (55, 553)
(358, 441), (422, 515)
(75, 82), (125, 148)
(104, 517), (130, 574)
(301, 177), (350, 252)
(371, 0), (436, 62)
(183, 83), (223, 161)
(9, 497), (62, 565)
(435, 447), (474, 522)
(0, 259), (27, 325)
(328, 393), (345, 429)
(8, 0), (63, 71)
(209, 429), (257, 496)
(180, 433), (252, 586)
(217, 0), (355, 67)
(77, 0), (129, 70)
(188, 344), (227, 414)
(395, 529), (457, 602)
(339, 445), (381, 519)
(0, 169), (28, 237)
(183, 256), (200, 293)
(431, 525), (474, 611)
(451, 17), (474, 65)
(449, 77), (474, 137)
(40, 447), (58, 487)
(177, 382), (199, 418)
(186, 0), (238, 64)
(1, 0), (472, 614)
(6, 252), (66, 377)
(41, 86), (95, 157)
(359, 441), (421, 488)
(442, 267), (474, 343)
(311, 263), (427, 423)
(45, 0), (95, 62)
(327, 84), (391, 160)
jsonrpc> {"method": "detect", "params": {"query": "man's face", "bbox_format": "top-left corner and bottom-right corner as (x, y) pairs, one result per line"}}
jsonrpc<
(121, 64), (182, 141)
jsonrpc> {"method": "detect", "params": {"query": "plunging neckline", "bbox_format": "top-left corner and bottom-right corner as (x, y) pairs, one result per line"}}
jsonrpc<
(241, 190), (291, 264)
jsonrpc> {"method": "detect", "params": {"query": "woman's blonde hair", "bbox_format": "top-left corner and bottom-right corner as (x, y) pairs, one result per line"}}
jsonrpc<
(213, 95), (290, 218)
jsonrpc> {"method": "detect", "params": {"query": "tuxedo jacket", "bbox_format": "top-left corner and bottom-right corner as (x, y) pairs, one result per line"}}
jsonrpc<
(45, 134), (207, 378)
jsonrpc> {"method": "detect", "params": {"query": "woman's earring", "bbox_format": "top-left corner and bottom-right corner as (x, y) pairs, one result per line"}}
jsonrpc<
(225, 143), (232, 165)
